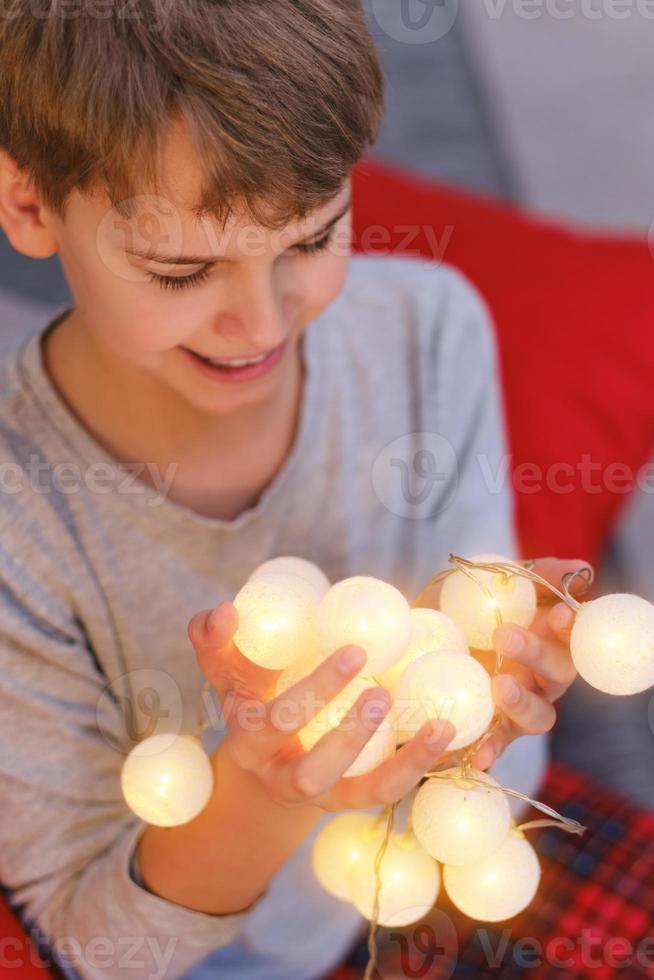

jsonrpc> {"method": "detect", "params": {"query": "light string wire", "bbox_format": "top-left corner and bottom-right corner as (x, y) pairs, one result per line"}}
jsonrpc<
(362, 554), (590, 979)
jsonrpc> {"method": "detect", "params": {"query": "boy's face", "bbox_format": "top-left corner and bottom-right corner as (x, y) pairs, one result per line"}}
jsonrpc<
(47, 119), (352, 416)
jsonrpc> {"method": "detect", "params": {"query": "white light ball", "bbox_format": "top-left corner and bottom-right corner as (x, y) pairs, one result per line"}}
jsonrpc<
(350, 832), (441, 927)
(233, 572), (319, 670)
(411, 770), (511, 866)
(570, 593), (654, 696)
(443, 831), (541, 922)
(396, 651), (494, 749)
(440, 553), (537, 650)
(298, 675), (396, 777)
(315, 576), (413, 676)
(379, 608), (469, 694)
(250, 556), (330, 597)
(312, 812), (384, 901)
(121, 734), (214, 828)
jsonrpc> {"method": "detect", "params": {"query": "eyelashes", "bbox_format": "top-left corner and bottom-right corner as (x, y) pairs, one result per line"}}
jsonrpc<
(146, 265), (213, 292)
(146, 227), (338, 292)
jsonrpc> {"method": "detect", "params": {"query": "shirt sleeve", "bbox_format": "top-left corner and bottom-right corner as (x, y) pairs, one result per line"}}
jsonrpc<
(0, 545), (260, 980)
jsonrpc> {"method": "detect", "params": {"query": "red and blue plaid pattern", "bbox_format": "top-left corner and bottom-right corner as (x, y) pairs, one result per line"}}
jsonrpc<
(329, 762), (654, 980)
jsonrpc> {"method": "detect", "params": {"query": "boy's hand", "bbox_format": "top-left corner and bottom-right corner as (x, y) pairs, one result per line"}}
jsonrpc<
(471, 557), (591, 770)
(189, 603), (455, 812)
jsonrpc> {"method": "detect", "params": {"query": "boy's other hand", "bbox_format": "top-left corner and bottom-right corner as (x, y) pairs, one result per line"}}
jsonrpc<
(471, 557), (591, 771)
(189, 602), (455, 812)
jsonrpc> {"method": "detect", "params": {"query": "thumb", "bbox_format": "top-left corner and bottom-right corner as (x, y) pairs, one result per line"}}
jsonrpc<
(188, 602), (239, 662)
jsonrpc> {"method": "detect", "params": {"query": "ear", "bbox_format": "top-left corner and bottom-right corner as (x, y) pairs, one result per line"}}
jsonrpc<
(0, 149), (59, 259)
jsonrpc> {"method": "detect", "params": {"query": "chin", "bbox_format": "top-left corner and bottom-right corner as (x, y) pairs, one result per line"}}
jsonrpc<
(172, 373), (282, 417)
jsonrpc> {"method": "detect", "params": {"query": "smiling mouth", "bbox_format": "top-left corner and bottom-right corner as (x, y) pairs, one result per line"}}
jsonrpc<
(183, 341), (286, 369)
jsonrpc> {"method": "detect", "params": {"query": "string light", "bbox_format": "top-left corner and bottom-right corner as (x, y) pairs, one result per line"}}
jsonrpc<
(350, 831), (441, 927)
(443, 829), (541, 922)
(378, 607), (468, 694)
(315, 576), (413, 675)
(395, 650), (495, 749)
(311, 812), (385, 901)
(250, 556), (330, 596)
(121, 552), (654, 950)
(570, 592), (654, 695)
(440, 552), (537, 650)
(121, 734), (214, 828)
(411, 769), (511, 866)
(233, 571), (319, 669)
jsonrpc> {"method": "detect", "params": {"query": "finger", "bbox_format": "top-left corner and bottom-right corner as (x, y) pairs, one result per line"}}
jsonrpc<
(333, 718), (456, 809)
(188, 602), (239, 657)
(470, 723), (512, 770)
(491, 674), (557, 735)
(547, 601), (576, 640)
(531, 557), (594, 600)
(229, 645), (371, 769)
(288, 687), (393, 800)
(268, 645), (368, 738)
(492, 623), (577, 689)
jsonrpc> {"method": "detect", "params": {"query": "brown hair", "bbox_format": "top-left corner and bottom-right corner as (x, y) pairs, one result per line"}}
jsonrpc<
(0, 0), (384, 225)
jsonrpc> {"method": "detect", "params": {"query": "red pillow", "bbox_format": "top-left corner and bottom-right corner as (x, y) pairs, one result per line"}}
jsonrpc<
(0, 895), (55, 977)
(352, 159), (654, 571)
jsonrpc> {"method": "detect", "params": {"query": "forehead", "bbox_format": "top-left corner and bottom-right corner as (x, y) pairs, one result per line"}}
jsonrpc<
(117, 118), (350, 242)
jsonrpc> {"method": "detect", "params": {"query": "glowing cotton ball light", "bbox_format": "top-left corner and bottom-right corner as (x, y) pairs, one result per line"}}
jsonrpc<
(121, 734), (214, 828)
(411, 770), (511, 866)
(233, 572), (319, 670)
(440, 553), (537, 650)
(350, 832), (441, 927)
(443, 831), (541, 922)
(298, 675), (396, 777)
(379, 607), (468, 694)
(315, 576), (412, 676)
(312, 812), (384, 901)
(396, 651), (494, 749)
(570, 593), (654, 695)
(250, 556), (330, 597)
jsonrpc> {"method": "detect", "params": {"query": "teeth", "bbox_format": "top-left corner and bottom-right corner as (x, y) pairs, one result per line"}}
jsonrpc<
(206, 353), (268, 368)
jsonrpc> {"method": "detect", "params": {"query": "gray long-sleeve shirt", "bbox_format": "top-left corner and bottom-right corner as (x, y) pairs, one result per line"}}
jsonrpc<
(0, 255), (547, 980)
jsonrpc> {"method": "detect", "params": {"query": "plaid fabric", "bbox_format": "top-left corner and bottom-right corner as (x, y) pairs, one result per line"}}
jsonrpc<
(328, 762), (654, 980)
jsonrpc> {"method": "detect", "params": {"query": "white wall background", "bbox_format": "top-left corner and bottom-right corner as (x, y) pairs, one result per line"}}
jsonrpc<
(462, 0), (654, 232)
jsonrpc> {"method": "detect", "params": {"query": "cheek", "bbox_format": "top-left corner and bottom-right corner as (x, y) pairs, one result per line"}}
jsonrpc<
(55, 212), (203, 358)
(299, 253), (350, 318)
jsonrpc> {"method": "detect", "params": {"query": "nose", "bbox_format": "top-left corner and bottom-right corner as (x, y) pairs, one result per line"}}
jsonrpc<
(211, 269), (299, 351)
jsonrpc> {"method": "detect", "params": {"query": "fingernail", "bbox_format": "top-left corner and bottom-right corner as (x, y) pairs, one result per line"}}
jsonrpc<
(473, 744), (496, 770)
(502, 629), (524, 655)
(207, 607), (222, 632)
(551, 604), (573, 629)
(424, 718), (455, 746)
(339, 646), (366, 673)
(497, 675), (520, 704)
(362, 689), (391, 724)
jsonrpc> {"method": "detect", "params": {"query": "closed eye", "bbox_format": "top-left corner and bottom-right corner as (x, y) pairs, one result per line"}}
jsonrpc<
(146, 265), (214, 292)
(146, 224), (339, 291)
(291, 226), (337, 255)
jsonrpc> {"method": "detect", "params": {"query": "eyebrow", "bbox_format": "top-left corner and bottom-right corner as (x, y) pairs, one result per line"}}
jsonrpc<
(123, 195), (353, 266)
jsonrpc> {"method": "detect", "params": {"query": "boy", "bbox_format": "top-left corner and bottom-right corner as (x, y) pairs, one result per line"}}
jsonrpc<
(0, 2), (582, 978)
